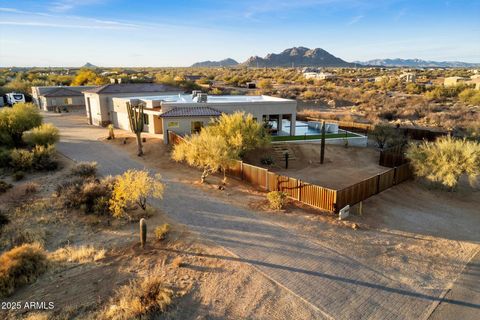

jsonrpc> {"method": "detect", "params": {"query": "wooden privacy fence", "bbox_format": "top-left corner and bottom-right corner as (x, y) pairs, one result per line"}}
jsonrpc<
(336, 163), (413, 210)
(379, 144), (408, 167)
(168, 130), (412, 213)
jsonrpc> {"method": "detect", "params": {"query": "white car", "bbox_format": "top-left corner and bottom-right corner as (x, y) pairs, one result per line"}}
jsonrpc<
(5, 92), (26, 105)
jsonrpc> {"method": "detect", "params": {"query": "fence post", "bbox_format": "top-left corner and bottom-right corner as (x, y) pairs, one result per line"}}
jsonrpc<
(376, 174), (380, 194)
(240, 161), (244, 181)
(393, 167), (398, 185)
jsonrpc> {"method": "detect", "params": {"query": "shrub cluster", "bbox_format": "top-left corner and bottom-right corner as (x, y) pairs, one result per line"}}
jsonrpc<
(22, 123), (60, 146)
(154, 223), (170, 241)
(8, 145), (58, 172)
(70, 161), (97, 178)
(101, 273), (173, 319)
(0, 243), (48, 297)
(0, 180), (13, 194)
(267, 191), (287, 210)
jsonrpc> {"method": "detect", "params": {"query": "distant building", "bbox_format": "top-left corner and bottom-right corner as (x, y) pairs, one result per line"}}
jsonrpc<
(246, 82), (256, 89)
(303, 72), (335, 80)
(444, 76), (468, 87)
(398, 72), (416, 83)
(375, 76), (388, 82)
(31, 86), (96, 111)
(184, 75), (202, 82)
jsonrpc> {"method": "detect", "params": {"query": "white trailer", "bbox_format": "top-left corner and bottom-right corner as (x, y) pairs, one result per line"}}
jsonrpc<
(5, 92), (26, 105)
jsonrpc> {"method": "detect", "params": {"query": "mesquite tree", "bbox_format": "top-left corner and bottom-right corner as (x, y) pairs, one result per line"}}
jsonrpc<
(126, 102), (145, 156)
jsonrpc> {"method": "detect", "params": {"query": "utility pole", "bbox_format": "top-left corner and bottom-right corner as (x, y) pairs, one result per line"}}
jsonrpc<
(284, 151), (289, 169)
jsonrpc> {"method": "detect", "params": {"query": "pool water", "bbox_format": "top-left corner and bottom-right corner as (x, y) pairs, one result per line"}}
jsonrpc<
(270, 120), (322, 136)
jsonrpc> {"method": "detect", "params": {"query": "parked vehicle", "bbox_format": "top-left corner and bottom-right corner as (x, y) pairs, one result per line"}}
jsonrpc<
(5, 92), (26, 105)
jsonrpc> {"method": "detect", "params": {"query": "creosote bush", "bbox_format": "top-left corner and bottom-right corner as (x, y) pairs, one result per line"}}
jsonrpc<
(406, 136), (480, 188)
(267, 191), (287, 210)
(101, 272), (173, 320)
(154, 224), (170, 241)
(10, 148), (33, 171)
(0, 243), (48, 297)
(0, 180), (13, 193)
(22, 123), (60, 146)
(70, 161), (98, 178)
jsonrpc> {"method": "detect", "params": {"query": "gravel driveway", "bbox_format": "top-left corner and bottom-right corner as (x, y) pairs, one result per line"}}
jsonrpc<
(45, 111), (479, 320)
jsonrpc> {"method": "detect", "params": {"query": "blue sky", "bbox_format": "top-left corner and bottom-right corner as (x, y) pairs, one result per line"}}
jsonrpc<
(0, 0), (479, 67)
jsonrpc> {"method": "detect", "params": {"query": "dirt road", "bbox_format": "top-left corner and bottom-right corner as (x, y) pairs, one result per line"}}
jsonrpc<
(45, 111), (480, 320)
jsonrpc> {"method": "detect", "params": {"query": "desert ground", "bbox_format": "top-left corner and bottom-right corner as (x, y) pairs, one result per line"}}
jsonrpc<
(244, 143), (387, 189)
(1, 110), (479, 319)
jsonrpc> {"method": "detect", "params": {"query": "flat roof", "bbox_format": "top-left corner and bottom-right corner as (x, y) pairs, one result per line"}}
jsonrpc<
(115, 94), (294, 104)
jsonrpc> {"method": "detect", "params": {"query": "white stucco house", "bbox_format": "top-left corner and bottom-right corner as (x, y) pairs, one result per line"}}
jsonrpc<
(31, 86), (96, 111)
(82, 83), (183, 126)
(110, 92), (297, 143)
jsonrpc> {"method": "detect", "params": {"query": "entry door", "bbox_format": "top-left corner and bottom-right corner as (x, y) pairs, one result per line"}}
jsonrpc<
(191, 121), (204, 134)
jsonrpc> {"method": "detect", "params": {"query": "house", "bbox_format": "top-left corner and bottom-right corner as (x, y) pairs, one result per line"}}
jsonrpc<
(303, 72), (335, 80)
(82, 83), (183, 126)
(398, 72), (416, 83)
(110, 92), (297, 143)
(444, 76), (468, 87)
(31, 86), (96, 111)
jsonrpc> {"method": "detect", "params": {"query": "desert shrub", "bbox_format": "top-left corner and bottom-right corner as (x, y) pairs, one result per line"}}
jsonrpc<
(154, 224), (170, 241)
(81, 179), (114, 214)
(32, 144), (58, 171)
(0, 243), (48, 297)
(110, 170), (164, 219)
(50, 245), (106, 263)
(459, 89), (480, 105)
(10, 148), (33, 171)
(0, 103), (43, 147)
(56, 178), (85, 209)
(267, 191), (287, 210)
(101, 273), (173, 320)
(171, 256), (183, 268)
(0, 148), (11, 168)
(13, 171), (25, 181)
(24, 182), (38, 194)
(70, 161), (97, 178)
(260, 156), (274, 165)
(0, 211), (9, 229)
(56, 177), (114, 215)
(370, 125), (403, 149)
(406, 136), (480, 188)
(0, 180), (13, 193)
(22, 123), (59, 146)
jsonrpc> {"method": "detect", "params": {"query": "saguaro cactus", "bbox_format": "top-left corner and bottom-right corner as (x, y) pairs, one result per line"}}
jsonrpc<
(126, 101), (145, 156)
(140, 218), (147, 248)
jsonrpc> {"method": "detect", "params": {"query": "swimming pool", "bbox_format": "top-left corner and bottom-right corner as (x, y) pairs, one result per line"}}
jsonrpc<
(270, 120), (330, 136)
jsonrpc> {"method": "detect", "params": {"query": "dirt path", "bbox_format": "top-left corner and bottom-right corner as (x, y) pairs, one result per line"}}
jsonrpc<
(44, 111), (480, 320)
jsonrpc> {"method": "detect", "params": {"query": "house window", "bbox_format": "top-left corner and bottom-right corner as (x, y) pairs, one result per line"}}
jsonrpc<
(51, 99), (56, 105)
(143, 114), (149, 125)
(191, 121), (204, 134)
(168, 121), (179, 128)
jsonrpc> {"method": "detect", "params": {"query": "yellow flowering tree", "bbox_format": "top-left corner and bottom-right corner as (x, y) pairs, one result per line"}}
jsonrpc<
(110, 169), (164, 218)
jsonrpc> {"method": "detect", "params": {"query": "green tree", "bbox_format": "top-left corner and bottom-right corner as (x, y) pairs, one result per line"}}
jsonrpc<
(172, 131), (236, 183)
(206, 112), (270, 158)
(0, 103), (42, 147)
(370, 124), (403, 149)
(406, 136), (480, 188)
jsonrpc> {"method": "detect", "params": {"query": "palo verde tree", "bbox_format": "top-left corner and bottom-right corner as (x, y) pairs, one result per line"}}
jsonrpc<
(126, 101), (145, 156)
(109, 169), (164, 219)
(206, 111), (270, 158)
(172, 131), (237, 184)
(370, 124), (403, 149)
(406, 136), (480, 189)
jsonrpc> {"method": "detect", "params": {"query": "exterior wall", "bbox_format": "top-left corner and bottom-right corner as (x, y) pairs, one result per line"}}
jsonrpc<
(162, 116), (216, 143)
(444, 77), (467, 87)
(43, 96), (85, 111)
(160, 100), (297, 127)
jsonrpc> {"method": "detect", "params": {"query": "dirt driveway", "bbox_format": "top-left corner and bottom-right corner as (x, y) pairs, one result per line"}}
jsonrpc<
(45, 111), (480, 320)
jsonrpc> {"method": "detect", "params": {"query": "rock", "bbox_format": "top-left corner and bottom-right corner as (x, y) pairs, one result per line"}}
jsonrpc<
(351, 223), (359, 230)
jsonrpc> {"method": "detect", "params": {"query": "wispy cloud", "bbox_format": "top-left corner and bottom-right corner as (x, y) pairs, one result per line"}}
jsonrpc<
(0, 21), (135, 30)
(347, 15), (364, 25)
(49, 0), (105, 12)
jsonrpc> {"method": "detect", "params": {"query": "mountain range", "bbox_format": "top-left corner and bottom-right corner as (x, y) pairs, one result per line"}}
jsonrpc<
(191, 47), (479, 68)
(191, 58), (239, 67)
(353, 58), (480, 68)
